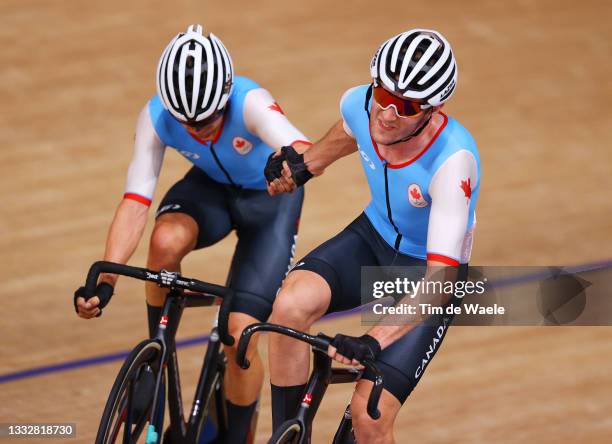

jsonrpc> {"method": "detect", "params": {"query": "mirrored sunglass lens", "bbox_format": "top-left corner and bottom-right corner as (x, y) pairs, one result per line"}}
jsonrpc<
(403, 101), (422, 116)
(374, 86), (421, 117)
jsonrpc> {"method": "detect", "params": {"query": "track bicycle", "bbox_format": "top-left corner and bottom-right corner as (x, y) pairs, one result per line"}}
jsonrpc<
(79, 261), (250, 444)
(237, 323), (384, 444)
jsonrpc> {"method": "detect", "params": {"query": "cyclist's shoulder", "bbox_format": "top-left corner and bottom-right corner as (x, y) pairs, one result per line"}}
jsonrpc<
(232, 76), (261, 96)
(436, 113), (479, 162)
(144, 95), (175, 138)
(227, 76), (263, 122)
(147, 95), (171, 122)
(440, 114), (477, 149)
(341, 84), (369, 110)
(340, 84), (369, 130)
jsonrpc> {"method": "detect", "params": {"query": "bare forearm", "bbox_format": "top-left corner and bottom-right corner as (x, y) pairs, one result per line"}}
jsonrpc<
(367, 262), (459, 349)
(303, 120), (357, 176)
(100, 199), (149, 285)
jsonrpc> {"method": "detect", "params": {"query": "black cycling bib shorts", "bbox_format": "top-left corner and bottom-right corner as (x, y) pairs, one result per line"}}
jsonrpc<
(157, 166), (304, 322)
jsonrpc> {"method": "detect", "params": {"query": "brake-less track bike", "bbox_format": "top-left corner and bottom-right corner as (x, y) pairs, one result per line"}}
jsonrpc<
(80, 261), (249, 444)
(237, 323), (384, 444)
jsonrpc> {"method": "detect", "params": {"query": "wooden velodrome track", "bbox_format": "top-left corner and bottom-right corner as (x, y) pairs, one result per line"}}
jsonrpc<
(1, 0), (611, 442)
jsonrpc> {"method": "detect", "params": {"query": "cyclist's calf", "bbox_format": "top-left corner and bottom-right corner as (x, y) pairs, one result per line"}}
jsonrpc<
(225, 312), (262, 358)
(350, 380), (400, 444)
(224, 312), (265, 406)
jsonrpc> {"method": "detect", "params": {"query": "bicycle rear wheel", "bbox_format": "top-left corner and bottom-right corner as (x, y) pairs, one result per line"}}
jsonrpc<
(96, 339), (164, 444)
(268, 419), (303, 444)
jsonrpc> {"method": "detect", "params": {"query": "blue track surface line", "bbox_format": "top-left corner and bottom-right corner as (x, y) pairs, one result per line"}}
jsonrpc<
(0, 336), (212, 384)
(2, 259), (611, 385)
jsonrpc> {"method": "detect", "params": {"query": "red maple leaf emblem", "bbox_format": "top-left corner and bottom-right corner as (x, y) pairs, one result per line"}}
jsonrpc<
(410, 187), (422, 200)
(268, 102), (284, 114)
(235, 139), (245, 148)
(460, 178), (472, 199)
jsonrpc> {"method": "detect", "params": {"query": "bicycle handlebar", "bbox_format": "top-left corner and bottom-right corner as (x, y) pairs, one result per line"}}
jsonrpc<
(83, 261), (235, 346)
(237, 322), (383, 420)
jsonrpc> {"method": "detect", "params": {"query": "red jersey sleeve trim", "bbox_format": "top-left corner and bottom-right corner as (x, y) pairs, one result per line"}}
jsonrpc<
(426, 253), (460, 266)
(123, 193), (152, 207)
(290, 140), (313, 147)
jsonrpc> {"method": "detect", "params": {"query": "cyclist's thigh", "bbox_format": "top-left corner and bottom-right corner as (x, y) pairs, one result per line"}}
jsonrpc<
(291, 214), (379, 314)
(226, 187), (304, 321)
(364, 258), (468, 404)
(360, 311), (455, 404)
(360, 262), (468, 403)
(156, 166), (233, 248)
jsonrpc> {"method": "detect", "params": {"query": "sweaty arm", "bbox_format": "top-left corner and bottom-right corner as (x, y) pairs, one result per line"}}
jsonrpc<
(265, 117), (358, 196)
(365, 150), (479, 350)
(301, 86), (363, 176)
(302, 119), (359, 176)
(100, 105), (166, 286)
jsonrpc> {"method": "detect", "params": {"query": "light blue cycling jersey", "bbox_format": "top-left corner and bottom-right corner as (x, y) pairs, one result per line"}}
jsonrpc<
(341, 85), (481, 263)
(148, 76), (274, 190)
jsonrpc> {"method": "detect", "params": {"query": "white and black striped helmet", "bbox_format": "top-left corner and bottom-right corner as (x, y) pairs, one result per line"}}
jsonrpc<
(370, 29), (457, 107)
(156, 24), (234, 123)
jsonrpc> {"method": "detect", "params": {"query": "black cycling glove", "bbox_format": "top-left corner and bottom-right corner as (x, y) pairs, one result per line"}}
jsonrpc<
(73, 282), (114, 317)
(264, 146), (313, 187)
(283, 146), (313, 187)
(264, 150), (286, 182)
(330, 334), (381, 362)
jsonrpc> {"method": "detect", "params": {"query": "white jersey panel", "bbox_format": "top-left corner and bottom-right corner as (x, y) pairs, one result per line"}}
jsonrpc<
(243, 88), (309, 149)
(124, 105), (166, 200)
(426, 149), (479, 262)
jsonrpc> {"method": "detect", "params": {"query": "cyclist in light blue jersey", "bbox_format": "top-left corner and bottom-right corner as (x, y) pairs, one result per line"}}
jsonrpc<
(265, 29), (480, 442)
(74, 24), (310, 443)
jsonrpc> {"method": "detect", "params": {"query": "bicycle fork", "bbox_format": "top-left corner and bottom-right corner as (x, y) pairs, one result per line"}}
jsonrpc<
(291, 351), (333, 443)
(146, 292), (184, 444)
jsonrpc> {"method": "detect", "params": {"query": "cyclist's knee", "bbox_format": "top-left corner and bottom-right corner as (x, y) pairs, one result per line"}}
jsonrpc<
(350, 383), (399, 444)
(270, 271), (330, 329)
(149, 215), (198, 263)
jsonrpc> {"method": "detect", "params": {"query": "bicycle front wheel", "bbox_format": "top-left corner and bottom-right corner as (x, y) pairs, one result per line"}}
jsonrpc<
(96, 339), (164, 444)
(268, 419), (304, 444)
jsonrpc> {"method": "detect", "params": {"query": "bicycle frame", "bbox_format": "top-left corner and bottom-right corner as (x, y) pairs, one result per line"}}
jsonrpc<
(237, 323), (383, 444)
(147, 290), (230, 444)
(291, 351), (363, 443)
(83, 261), (236, 444)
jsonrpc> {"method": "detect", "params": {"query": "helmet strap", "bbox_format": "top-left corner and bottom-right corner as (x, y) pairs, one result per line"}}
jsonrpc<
(386, 113), (432, 145)
(364, 83), (374, 119)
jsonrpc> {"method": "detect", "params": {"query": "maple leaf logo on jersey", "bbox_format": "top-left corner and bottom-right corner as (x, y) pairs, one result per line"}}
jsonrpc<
(268, 102), (284, 114)
(460, 178), (472, 199)
(232, 137), (253, 155)
(408, 184), (429, 208)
